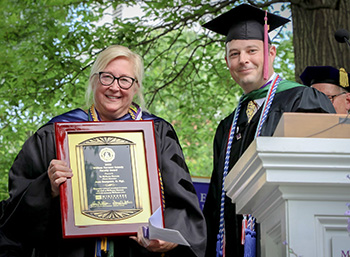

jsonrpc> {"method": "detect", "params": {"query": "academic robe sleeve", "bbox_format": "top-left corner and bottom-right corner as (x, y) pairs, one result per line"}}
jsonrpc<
(153, 120), (207, 257)
(291, 86), (336, 113)
(260, 86), (336, 135)
(0, 123), (58, 253)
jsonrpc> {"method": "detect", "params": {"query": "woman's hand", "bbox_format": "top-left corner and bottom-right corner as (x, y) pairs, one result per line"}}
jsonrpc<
(130, 227), (178, 252)
(47, 159), (73, 198)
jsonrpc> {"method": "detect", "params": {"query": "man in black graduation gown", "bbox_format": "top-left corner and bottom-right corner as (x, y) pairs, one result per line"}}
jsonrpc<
(201, 4), (336, 257)
(300, 66), (350, 114)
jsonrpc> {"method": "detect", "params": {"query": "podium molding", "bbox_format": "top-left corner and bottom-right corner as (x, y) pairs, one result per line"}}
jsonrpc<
(224, 137), (350, 257)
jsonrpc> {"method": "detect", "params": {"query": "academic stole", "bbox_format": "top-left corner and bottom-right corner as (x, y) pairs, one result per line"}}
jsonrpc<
(88, 103), (143, 122)
(216, 74), (281, 257)
(88, 103), (166, 257)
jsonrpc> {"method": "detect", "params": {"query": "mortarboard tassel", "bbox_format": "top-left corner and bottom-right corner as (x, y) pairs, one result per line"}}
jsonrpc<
(339, 68), (349, 88)
(263, 10), (269, 80)
(243, 215), (256, 257)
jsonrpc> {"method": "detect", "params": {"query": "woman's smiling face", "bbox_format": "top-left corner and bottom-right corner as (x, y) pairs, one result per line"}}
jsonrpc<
(93, 57), (139, 121)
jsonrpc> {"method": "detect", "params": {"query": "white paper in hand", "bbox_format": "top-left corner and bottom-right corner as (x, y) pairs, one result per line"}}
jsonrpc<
(146, 207), (190, 246)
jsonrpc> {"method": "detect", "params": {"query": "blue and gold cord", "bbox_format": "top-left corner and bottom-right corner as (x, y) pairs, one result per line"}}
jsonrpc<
(158, 169), (167, 257)
(158, 169), (165, 210)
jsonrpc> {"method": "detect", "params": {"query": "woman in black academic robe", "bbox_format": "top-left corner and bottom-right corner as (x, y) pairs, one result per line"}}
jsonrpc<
(0, 45), (206, 257)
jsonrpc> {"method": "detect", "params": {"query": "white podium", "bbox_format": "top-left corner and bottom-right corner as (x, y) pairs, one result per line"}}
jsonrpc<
(224, 137), (350, 257)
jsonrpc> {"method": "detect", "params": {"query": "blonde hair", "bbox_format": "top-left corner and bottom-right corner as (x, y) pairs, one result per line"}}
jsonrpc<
(85, 45), (146, 109)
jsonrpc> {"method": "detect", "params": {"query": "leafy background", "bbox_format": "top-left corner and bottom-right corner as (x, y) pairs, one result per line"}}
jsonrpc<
(0, 0), (295, 200)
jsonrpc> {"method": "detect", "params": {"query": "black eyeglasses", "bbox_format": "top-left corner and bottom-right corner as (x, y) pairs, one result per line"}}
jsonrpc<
(326, 92), (346, 102)
(97, 72), (137, 90)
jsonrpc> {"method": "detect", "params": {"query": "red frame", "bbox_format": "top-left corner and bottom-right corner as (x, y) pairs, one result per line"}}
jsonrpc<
(55, 120), (163, 238)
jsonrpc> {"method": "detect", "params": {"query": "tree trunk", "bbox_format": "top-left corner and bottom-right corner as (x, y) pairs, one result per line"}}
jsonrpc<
(291, 0), (350, 83)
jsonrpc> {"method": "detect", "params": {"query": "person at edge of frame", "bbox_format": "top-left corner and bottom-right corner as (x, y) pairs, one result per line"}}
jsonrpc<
(300, 65), (350, 114)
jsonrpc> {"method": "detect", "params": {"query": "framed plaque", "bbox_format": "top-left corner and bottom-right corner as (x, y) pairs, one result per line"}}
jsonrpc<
(55, 121), (163, 238)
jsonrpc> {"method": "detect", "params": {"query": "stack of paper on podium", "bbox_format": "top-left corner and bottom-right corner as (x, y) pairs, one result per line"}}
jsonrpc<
(273, 112), (350, 138)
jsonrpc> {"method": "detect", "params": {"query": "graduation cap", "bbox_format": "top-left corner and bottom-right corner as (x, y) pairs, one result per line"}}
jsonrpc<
(202, 4), (290, 79)
(202, 4), (290, 42)
(300, 66), (350, 91)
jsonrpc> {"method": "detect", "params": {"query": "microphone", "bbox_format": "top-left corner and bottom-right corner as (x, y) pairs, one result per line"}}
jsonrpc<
(334, 29), (350, 47)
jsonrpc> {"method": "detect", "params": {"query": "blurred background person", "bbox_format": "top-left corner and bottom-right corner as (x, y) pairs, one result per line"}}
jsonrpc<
(300, 66), (350, 114)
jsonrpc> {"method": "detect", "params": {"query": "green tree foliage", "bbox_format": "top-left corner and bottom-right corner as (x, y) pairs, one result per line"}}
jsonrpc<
(0, 0), (294, 200)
